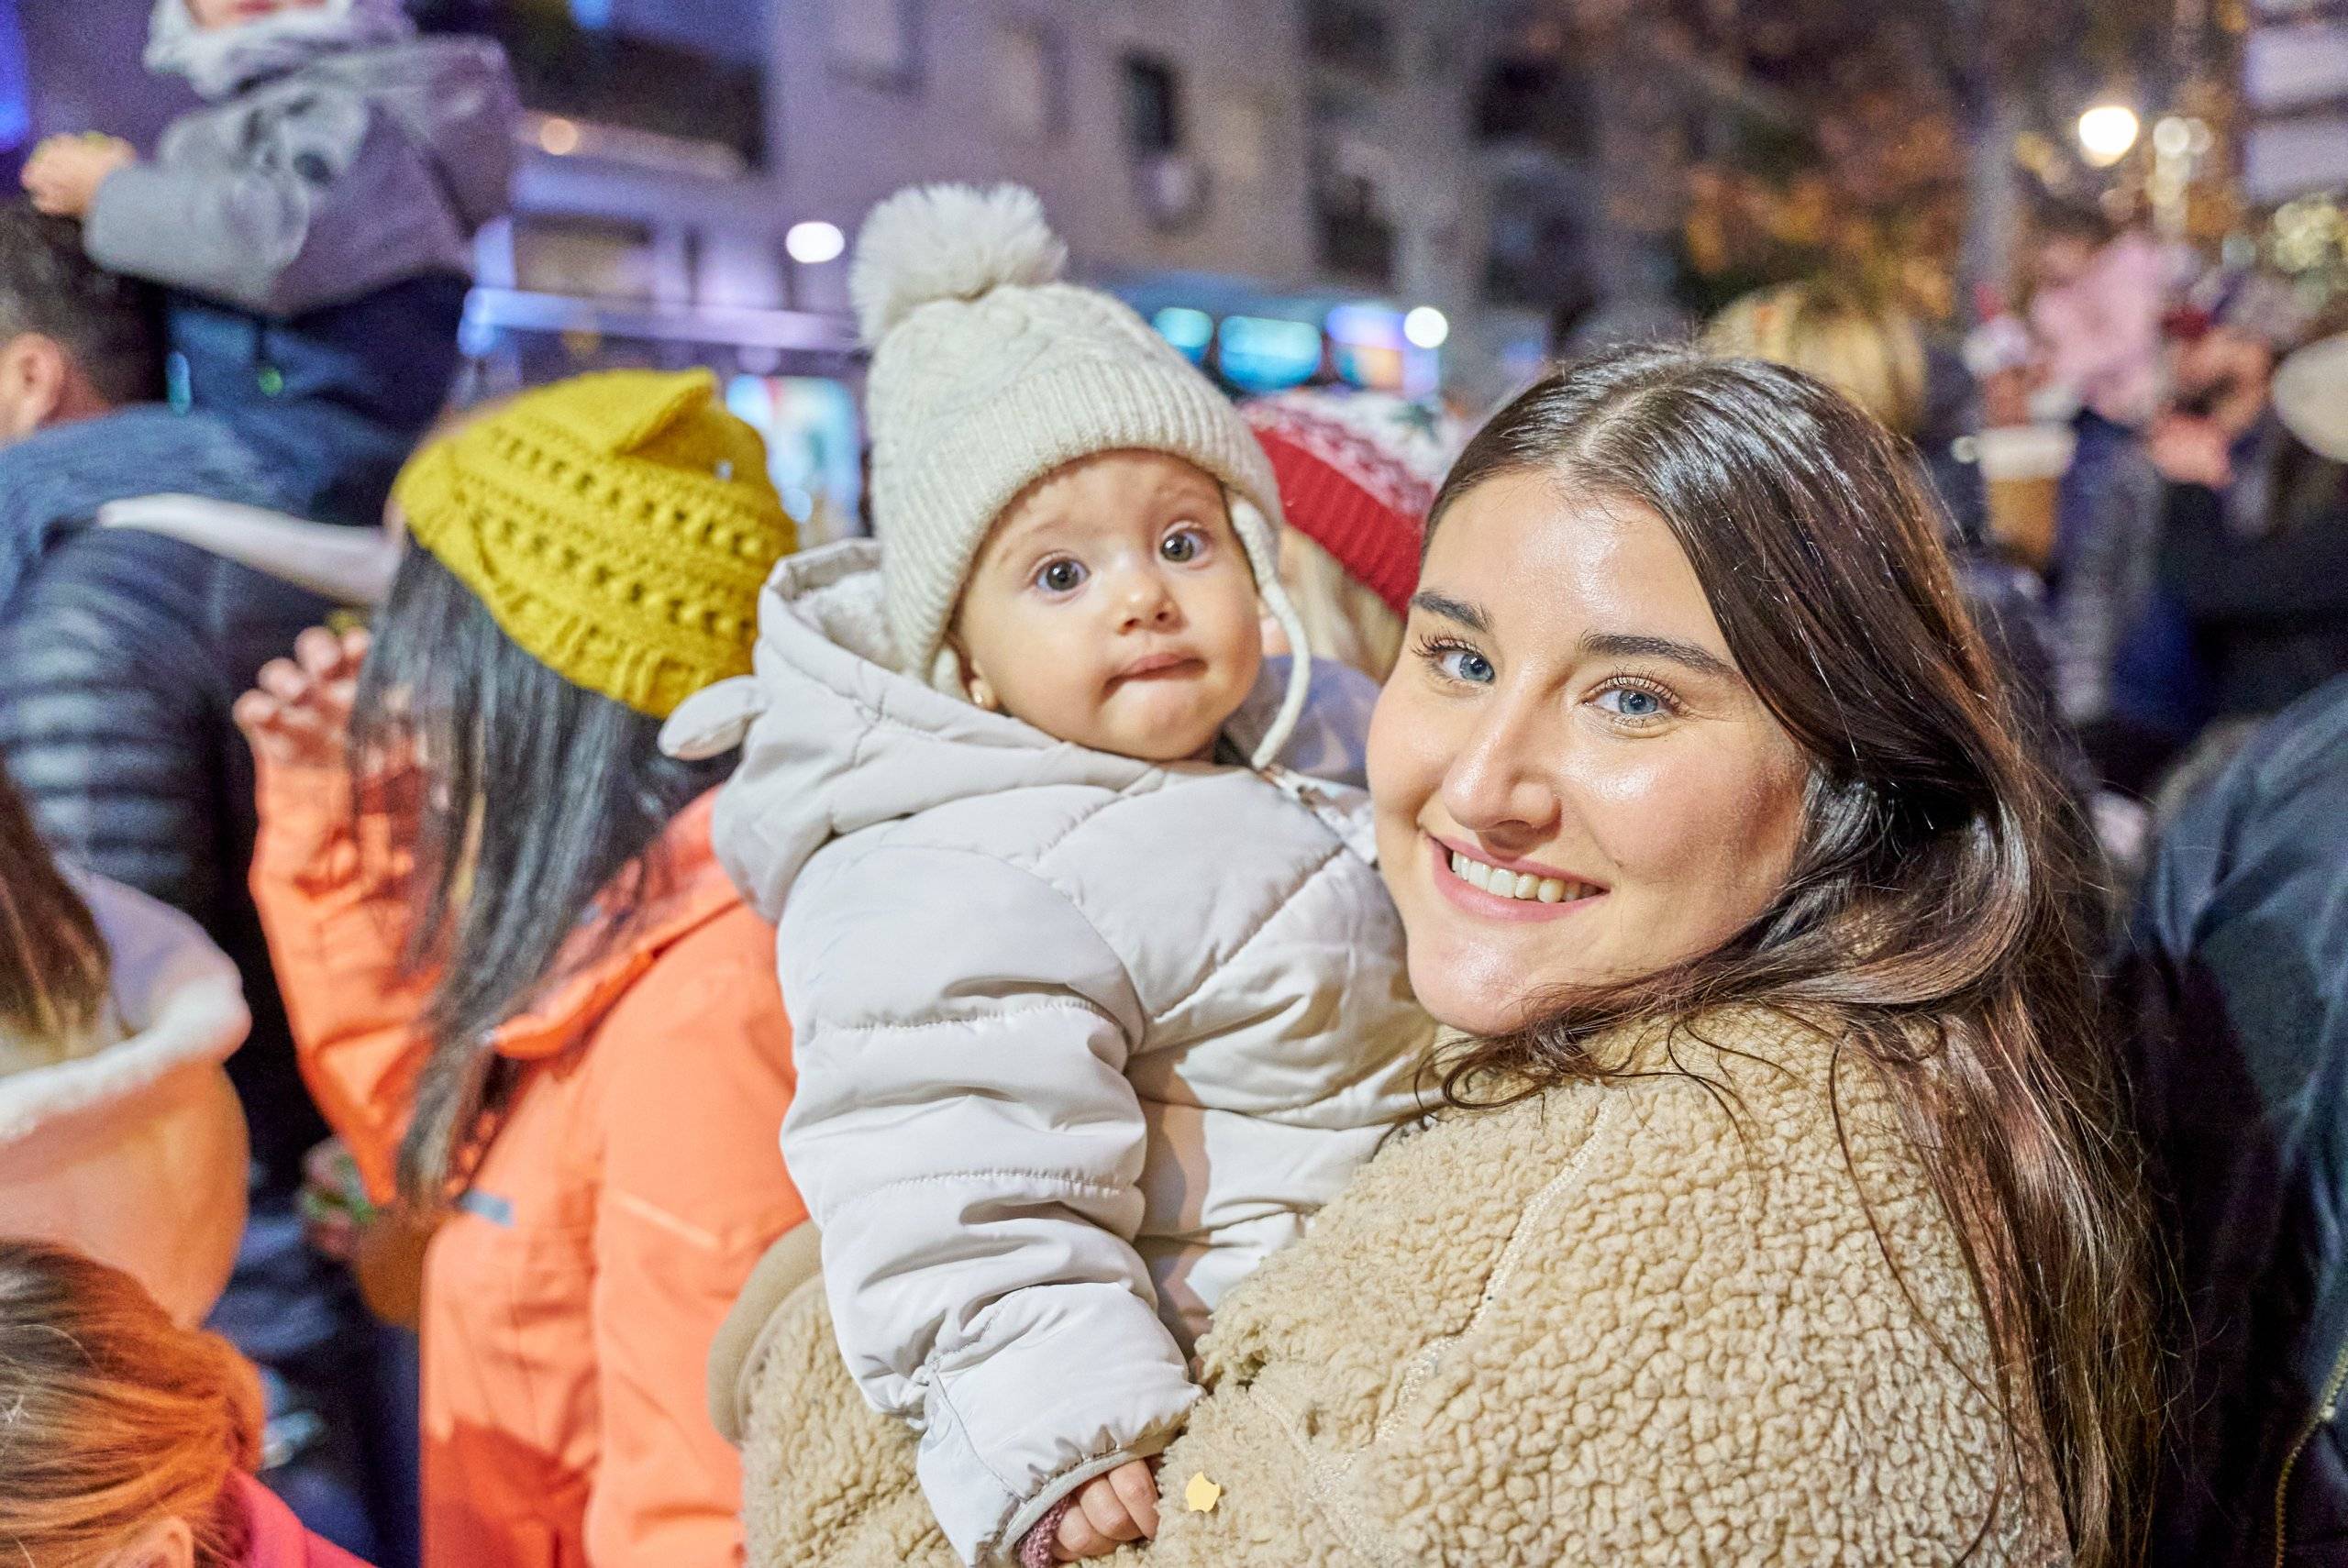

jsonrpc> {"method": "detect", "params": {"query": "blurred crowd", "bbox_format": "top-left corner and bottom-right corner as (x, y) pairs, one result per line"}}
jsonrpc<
(1, 4), (2347, 1567)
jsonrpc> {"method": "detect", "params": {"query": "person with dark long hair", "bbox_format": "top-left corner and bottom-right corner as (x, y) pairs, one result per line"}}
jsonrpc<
(236, 370), (807, 1568)
(725, 346), (2155, 1566)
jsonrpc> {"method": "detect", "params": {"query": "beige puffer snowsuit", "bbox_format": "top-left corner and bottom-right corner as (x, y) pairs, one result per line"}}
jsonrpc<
(665, 541), (1434, 1563)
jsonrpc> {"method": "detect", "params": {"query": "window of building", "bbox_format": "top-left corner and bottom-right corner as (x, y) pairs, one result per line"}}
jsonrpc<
(989, 21), (1065, 141)
(1122, 54), (1184, 155)
(1311, 127), (1395, 284)
(1477, 54), (1594, 155)
(1482, 170), (1589, 307)
(1202, 94), (1273, 187)
(511, 214), (659, 301)
(414, 0), (766, 167)
(1305, 0), (1395, 80)
(830, 0), (920, 87)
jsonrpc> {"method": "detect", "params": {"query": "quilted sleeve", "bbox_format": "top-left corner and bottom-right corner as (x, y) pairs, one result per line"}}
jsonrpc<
(778, 840), (1199, 1565)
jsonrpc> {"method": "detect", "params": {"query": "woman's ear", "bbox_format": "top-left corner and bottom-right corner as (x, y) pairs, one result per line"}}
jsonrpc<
(105, 1515), (195, 1568)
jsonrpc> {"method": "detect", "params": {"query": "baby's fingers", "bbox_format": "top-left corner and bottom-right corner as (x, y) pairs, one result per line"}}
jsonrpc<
(1078, 1480), (1143, 1545)
(1054, 1497), (1119, 1560)
(1108, 1462), (1159, 1540)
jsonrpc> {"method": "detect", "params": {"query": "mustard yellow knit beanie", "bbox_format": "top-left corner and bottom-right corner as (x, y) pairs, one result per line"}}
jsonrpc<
(394, 370), (796, 719)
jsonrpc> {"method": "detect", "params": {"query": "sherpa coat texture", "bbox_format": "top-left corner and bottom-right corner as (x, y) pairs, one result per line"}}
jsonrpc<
(664, 540), (1434, 1564)
(732, 1007), (2071, 1567)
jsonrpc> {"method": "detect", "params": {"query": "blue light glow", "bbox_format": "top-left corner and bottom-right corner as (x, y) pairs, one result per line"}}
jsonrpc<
(1217, 315), (1322, 392)
(0, 0), (28, 152)
(1151, 306), (1214, 361)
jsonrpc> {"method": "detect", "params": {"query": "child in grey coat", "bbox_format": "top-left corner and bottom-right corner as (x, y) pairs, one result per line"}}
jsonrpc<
(14, 0), (515, 551)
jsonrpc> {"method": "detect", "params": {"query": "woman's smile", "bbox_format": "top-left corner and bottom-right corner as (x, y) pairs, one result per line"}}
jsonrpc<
(1425, 831), (1607, 921)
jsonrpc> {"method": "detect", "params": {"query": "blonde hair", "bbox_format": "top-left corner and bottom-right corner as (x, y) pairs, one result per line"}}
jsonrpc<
(1706, 282), (1929, 436)
(0, 767), (111, 1075)
(0, 1242), (263, 1568)
(1280, 528), (1405, 681)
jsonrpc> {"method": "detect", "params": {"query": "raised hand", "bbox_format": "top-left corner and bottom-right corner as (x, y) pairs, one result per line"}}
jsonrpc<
(234, 625), (370, 773)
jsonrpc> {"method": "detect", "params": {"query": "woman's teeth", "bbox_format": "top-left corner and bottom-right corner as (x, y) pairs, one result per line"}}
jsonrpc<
(1448, 850), (1595, 904)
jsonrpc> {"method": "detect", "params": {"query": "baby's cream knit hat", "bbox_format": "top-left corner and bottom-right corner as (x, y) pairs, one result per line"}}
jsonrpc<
(853, 183), (1310, 766)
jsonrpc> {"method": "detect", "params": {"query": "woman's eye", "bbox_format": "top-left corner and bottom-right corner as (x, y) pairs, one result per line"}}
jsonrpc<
(1036, 559), (1087, 593)
(1595, 685), (1669, 720)
(1437, 647), (1495, 685)
(1160, 526), (1205, 563)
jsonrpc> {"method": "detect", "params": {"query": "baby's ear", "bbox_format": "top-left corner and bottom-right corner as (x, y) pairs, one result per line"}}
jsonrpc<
(944, 637), (999, 712)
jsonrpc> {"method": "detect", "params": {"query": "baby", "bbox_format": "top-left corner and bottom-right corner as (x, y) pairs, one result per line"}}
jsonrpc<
(664, 185), (1433, 1568)
(19, 0), (515, 532)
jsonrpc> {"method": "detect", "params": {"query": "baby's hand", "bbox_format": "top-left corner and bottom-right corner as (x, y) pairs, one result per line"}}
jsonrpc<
(22, 134), (136, 218)
(1046, 1460), (1160, 1562)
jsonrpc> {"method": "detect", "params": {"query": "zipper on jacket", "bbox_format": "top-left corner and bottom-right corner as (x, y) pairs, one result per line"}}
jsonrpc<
(2272, 1334), (2348, 1567)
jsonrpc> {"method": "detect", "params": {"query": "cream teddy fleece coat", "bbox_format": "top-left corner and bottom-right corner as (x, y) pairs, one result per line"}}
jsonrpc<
(731, 1008), (2070, 1566)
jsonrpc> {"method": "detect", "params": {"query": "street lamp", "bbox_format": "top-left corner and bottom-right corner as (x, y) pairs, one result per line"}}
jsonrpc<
(785, 221), (847, 265)
(2077, 105), (2141, 168)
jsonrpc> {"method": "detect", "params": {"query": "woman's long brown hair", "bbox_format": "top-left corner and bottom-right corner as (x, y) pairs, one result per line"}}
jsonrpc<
(1431, 346), (2154, 1565)
(0, 764), (109, 1064)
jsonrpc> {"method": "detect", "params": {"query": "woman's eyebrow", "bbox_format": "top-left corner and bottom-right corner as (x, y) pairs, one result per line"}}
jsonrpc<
(1409, 591), (1490, 633)
(1578, 631), (1740, 680)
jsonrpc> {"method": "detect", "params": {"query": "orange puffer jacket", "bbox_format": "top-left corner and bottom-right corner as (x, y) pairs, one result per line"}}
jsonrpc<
(251, 763), (804, 1568)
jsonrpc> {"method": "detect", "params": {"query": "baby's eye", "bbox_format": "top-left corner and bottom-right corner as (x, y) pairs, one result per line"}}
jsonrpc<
(1437, 647), (1494, 684)
(1160, 525), (1206, 564)
(1035, 558), (1087, 593)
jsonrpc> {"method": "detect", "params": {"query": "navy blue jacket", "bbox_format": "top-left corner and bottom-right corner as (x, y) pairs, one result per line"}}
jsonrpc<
(0, 525), (343, 1348)
(2120, 676), (2348, 1565)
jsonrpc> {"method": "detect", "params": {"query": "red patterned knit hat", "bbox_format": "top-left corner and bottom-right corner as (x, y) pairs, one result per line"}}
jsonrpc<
(1242, 389), (1447, 615)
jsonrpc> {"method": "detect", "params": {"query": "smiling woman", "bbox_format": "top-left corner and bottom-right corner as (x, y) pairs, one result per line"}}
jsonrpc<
(1364, 343), (2154, 1563)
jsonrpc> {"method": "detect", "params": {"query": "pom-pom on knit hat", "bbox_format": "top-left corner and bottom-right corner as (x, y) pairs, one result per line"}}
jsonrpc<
(852, 182), (1312, 767)
(1241, 389), (1447, 615)
(393, 369), (796, 720)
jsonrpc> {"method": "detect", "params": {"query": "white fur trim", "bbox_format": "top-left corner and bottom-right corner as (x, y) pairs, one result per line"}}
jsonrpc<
(0, 875), (248, 1150)
(848, 183), (1068, 348)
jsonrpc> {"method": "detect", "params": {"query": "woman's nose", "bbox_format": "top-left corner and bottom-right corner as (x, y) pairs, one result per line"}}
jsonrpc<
(1440, 699), (1561, 840)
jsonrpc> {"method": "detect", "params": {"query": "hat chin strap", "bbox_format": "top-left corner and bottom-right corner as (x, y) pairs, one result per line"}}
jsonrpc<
(1228, 494), (1313, 770)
